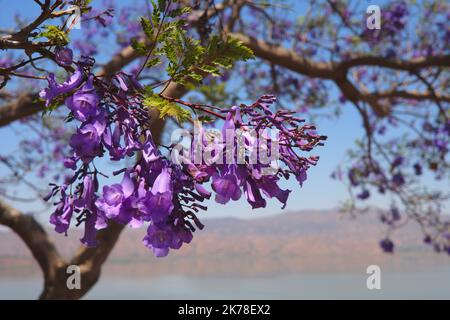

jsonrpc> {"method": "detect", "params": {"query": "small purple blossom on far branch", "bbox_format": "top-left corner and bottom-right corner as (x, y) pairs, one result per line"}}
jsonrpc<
(55, 47), (73, 66)
(357, 189), (370, 200)
(380, 238), (394, 253)
(392, 173), (405, 187)
(413, 163), (422, 175)
(391, 156), (404, 168)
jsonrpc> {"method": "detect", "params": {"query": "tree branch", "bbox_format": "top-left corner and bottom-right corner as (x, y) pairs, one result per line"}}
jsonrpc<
(371, 90), (450, 103)
(338, 54), (450, 72)
(0, 199), (65, 289)
(230, 33), (334, 79)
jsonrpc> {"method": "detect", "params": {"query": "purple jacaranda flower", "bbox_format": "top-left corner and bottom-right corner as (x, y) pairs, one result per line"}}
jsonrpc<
(49, 188), (74, 234)
(116, 178), (149, 228)
(144, 167), (174, 223)
(48, 93), (326, 257)
(70, 124), (104, 163)
(142, 130), (161, 163)
(80, 211), (100, 247)
(211, 170), (242, 204)
(296, 169), (307, 185)
(258, 176), (291, 209)
(357, 189), (370, 200)
(55, 47), (73, 66)
(391, 156), (404, 168)
(95, 184), (123, 219)
(413, 163), (422, 175)
(75, 175), (96, 210)
(380, 238), (394, 253)
(392, 173), (405, 187)
(143, 224), (173, 257)
(63, 156), (78, 170)
(65, 75), (99, 122)
(95, 170), (135, 220)
(103, 124), (127, 160)
(244, 177), (266, 209)
(433, 139), (447, 152)
(39, 66), (84, 106)
(194, 183), (211, 199)
(348, 168), (359, 186)
(104, 184), (125, 206)
(170, 218), (194, 250)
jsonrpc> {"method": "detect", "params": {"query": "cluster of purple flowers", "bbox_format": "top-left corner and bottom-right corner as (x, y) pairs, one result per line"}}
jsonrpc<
(363, 1), (408, 46)
(41, 49), (325, 257)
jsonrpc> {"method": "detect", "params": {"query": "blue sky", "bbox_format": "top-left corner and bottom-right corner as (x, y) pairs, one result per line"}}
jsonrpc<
(0, 0), (416, 221)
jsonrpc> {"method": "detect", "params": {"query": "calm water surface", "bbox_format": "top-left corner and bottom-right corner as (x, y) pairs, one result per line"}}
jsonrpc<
(1, 269), (450, 299)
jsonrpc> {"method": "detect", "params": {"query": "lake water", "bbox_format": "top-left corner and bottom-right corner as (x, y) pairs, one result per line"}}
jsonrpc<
(1, 268), (450, 299)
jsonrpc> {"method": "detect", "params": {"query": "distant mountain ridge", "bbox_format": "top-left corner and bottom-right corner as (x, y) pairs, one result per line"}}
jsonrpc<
(1, 209), (449, 278)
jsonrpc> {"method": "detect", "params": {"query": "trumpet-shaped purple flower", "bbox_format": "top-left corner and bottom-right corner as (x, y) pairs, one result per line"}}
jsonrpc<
(49, 188), (74, 234)
(70, 124), (104, 163)
(143, 217), (193, 257)
(95, 171), (135, 220)
(211, 170), (242, 204)
(258, 176), (291, 209)
(65, 75), (99, 122)
(80, 211), (100, 248)
(39, 66), (84, 106)
(143, 167), (174, 223)
(244, 177), (266, 209)
(143, 224), (173, 257)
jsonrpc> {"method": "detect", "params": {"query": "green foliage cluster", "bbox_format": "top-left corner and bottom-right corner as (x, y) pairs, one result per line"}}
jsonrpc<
(143, 92), (191, 124)
(133, 0), (254, 124)
(37, 25), (69, 46)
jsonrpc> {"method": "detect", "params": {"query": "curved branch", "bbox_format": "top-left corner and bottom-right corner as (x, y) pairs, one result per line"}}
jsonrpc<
(0, 199), (65, 286)
(371, 90), (450, 103)
(230, 33), (334, 79)
(230, 33), (449, 117)
(338, 54), (450, 72)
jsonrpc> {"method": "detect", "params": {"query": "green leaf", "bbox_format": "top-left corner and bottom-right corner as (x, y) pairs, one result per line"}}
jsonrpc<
(205, 35), (254, 69)
(143, 93), (191, 124)
(197, 115), (215, 123)
(37, 25), (69, 45)
(140, 17), (154, 40)
(151, 0), (162, 26)
(131, 38), (147, 55)
(168, 7), (191, 18)
(145, 57), (161, 68)
(198, 65), (221, 77)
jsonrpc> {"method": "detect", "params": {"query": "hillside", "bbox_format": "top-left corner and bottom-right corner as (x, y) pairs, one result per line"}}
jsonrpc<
(1, 209), (448, 278)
